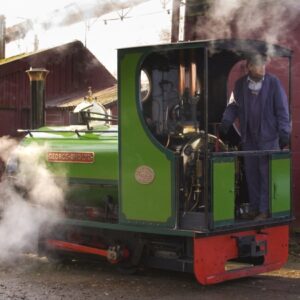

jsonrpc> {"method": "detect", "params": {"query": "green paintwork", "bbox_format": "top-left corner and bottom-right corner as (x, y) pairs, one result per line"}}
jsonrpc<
(67, 184), (118, 206)
(119, 51), (174, 226)
(22, 125), (118, 181)
(21, 125), (118, 208)
(211, 157), (235, 226)
(270, 153), (291, 217)
(64, 218), (195, 237)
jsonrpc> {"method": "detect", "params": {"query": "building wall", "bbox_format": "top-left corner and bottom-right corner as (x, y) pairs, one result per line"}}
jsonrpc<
(45, 108), (71, 126)
(0, 40), (116, 135)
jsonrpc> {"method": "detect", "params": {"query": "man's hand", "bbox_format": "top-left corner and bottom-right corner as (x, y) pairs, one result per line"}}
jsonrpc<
(279, 135), (289, 150)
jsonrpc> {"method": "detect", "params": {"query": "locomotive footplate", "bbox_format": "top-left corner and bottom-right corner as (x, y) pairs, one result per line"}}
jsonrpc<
(193, 225), (289, 285)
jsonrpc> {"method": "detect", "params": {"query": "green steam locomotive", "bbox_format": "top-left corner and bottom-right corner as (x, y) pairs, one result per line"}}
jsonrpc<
(9, 39), (293, 285)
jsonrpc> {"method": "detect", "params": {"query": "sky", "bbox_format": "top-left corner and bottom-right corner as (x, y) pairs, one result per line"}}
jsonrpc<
(2, 0), (173, 77)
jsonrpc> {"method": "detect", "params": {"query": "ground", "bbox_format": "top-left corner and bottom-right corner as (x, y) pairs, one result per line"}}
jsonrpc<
(0, 236), (299, 300)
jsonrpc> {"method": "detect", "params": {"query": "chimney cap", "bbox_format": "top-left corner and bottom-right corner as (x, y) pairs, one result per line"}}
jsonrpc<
(26, 67), (49, 81)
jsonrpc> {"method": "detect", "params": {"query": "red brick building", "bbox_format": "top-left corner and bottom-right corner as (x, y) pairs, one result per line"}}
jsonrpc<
(0, 40), (116, 136)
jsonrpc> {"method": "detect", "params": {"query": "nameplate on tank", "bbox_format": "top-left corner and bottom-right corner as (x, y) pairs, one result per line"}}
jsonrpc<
(47, 151), (95, 163)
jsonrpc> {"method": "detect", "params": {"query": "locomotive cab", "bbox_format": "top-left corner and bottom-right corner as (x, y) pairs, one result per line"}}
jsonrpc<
(118, 39), (292, 230)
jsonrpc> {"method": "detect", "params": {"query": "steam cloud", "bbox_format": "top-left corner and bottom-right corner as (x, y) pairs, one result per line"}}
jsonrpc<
(46, 0), (150, 28)
(5, 0), (150, 42)
(37, 0), (148, 30)
(192, 0), (300, 48)
(0, 136), (66, 262)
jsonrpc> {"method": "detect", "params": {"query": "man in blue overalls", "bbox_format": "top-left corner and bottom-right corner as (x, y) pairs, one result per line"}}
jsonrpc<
(220, 54), (291, 220)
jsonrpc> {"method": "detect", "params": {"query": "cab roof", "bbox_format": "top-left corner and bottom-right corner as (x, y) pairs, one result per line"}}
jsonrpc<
(119, 38), (292, 58)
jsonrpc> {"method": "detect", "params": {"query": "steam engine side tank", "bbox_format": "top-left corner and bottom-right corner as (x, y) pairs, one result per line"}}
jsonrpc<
(9, 39), (293, 285)
(23, 126), (119, 222)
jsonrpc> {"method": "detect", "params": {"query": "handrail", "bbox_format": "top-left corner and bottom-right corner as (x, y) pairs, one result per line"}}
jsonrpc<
(17, 129), (118, 137)
(211, 149), (289, 157)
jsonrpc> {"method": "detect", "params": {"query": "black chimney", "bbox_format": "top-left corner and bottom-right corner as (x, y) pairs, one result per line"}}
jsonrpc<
(26, 68), (49, 129)
(0, 15), (5, 59)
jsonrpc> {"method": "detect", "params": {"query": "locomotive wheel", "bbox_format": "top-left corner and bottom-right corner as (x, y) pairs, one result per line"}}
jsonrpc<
(116, 240), (144, 275)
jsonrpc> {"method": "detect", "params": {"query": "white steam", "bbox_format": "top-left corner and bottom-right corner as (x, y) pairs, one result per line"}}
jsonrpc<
(5, 0), (151, 42)
(0, 137), (66, 262)
(40, 0), (151, 30)
(193, 0), (300, 47)
(0, 136), (18, 163)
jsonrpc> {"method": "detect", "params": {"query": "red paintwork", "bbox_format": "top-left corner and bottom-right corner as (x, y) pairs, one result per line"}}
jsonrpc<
(46, 239), (129, 264)
(47, 239), (108, 257)
(194, 225), (289, 285)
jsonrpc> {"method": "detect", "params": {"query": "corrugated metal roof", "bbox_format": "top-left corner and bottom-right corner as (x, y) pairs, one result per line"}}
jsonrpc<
(57, 84), (117, 108)
(0, 52), (28, 65)
(0, 40), (87, 66)
(0, 45), (57, 66)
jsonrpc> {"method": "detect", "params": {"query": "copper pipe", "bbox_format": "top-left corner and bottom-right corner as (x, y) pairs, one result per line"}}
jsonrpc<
(189, 49), (197, 96)
(178, 50), (185, 96)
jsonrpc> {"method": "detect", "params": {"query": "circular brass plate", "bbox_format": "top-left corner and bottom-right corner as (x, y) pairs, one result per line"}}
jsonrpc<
(134, 165), (155, 184)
